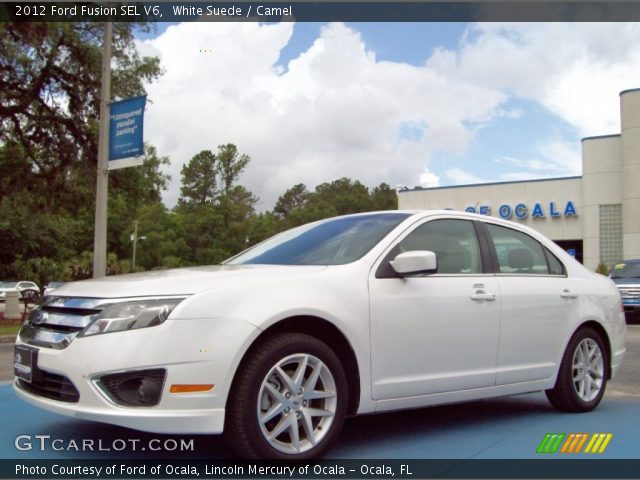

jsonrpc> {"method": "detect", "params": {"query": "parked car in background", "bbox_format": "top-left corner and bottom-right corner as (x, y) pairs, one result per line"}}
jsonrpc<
(43, 282), (66, 296)
(610, 260), (640, 321)
(14, 211), (626, 459)
(0, 281), (40, 303)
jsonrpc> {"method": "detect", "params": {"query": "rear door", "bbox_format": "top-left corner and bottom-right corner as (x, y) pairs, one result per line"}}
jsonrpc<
(481, 222), (578, 385)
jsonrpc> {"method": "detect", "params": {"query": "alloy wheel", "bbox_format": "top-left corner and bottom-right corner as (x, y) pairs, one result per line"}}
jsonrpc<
(572, 338), (604, 402)
(257, 353), (337, 454)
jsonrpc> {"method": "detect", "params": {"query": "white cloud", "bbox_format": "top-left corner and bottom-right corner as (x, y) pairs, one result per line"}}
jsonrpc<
(419, 169), (440, 188)
(493, 139), (582, 179)
(431, 23), (640, 137)
(445, 168), (485, 185)
(138, 22), (640, 209)
(138, 22), (508, 209)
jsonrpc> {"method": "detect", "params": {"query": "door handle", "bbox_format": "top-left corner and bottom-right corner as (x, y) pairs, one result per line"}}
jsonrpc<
(560, 290), (578, 299)
(470, 292), (497, 301)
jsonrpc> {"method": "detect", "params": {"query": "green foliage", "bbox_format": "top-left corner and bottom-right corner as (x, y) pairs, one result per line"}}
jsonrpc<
(0, 22), (406, 285)
(371, 183), (399, 210)
(178, 150), (217, 205)
(274, 183), (311, 217)
(595, 262), (609, 276)
(0, 22), (162, 213)
(0, 22), (164, 286)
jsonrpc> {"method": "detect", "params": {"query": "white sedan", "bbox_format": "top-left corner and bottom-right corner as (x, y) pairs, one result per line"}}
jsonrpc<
(14, 211), (626, 459)
(0, 281), (40, 302)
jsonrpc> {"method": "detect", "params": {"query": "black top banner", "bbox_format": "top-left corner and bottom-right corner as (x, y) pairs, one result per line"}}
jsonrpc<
(3, 1), (640, 22)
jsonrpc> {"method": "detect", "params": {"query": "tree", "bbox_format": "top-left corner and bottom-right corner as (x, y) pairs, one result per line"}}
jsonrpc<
(0, 22), (162, 212)
(313, 177), (373, 215)
(0, 22), (164, 282)
(175, 144), (257, 264)
(178, 150), (217, 206)
(274, 183), (311, 217)
(370, 183), (398, 210)
(216, 144), (250, 196)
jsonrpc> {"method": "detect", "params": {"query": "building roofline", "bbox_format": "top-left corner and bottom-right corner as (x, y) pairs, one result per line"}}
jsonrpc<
(581, 133), (621, 142)
(398, 175), (582, 193)
(620, 88), (640, 96)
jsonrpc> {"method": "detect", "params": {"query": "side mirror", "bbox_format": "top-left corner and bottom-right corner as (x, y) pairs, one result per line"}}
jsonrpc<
(390, 250), (437, 276)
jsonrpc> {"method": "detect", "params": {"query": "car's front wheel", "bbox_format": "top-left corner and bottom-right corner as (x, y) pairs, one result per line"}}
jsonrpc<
(224, 332), (348, 459)
(546, 327), (608, 412)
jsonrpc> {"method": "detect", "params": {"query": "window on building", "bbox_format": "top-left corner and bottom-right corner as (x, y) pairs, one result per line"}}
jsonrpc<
(599, 204), (623, 267)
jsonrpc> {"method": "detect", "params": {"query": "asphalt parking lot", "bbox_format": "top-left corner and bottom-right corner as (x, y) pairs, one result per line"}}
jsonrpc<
(0, 326), (638, 460)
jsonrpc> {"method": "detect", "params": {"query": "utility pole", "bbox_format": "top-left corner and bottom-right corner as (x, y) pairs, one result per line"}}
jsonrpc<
(93, 21), (112, 278)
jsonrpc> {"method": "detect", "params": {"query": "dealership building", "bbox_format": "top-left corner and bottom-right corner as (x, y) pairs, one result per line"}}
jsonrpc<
(398, 89), (640, 271)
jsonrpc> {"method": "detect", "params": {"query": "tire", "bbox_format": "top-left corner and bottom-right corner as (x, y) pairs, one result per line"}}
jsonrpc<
(545, 327), (608, 413)
(224, 332), (348, 459)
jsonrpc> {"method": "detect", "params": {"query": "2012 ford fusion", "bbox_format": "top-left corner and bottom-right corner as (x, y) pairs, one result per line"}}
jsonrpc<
(14, 211), (626, 459)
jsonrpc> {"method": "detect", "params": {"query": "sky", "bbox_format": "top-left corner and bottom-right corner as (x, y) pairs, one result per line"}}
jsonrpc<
(134, 22), (640, 211)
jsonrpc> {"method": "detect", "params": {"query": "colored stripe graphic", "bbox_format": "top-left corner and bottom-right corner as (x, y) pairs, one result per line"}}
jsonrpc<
(560, 433), (589, 453)
(539, 433), (613, 454)
(584, 433), (613, 454)
(537, 433), (566, 453)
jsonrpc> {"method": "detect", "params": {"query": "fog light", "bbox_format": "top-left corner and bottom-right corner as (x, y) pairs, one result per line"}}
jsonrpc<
(97, 369), (166, 407)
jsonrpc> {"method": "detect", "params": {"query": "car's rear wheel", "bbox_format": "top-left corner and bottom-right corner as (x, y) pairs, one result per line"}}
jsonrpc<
(224, 332), (347, 459)
(545, 327), (608, 412)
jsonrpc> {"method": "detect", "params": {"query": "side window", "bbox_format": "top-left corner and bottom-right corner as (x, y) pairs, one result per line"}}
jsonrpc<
(485, 224), (551, 275)
(545, 248), (566, 275)
(398, 219), (482, 274)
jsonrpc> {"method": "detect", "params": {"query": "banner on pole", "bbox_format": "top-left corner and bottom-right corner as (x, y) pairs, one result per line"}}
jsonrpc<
(108, 95), (146, 170)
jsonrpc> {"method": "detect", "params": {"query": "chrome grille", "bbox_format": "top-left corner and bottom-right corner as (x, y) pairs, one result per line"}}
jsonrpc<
(617, 285), (640, 300)
(19, 297), (104, 350)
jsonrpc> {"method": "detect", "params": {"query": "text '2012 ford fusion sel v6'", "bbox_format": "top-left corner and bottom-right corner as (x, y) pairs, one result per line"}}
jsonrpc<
(14, 211), (626, 459)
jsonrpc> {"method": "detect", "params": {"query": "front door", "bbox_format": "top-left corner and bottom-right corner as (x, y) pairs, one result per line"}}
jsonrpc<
(369, 218), (501, 400)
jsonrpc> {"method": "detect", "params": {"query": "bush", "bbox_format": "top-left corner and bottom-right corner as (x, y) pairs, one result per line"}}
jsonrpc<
(595, 262), (609, 276)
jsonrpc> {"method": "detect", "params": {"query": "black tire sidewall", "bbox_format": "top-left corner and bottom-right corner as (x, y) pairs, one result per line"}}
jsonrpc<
(228, 333), (348, 460)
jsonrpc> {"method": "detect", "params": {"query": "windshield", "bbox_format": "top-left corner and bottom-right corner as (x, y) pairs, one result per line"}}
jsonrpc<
(0, 282), (18, 288)
(611, 262), (640, 279)
(227, 213), (411, 266)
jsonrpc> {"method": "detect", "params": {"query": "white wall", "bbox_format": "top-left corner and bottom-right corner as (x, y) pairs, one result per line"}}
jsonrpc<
(581, 134), (622, 270)
(398, 177), (583, 241)
(621, 89), (640, 260)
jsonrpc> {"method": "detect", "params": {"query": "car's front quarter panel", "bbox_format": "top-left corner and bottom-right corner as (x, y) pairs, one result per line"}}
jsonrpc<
(171, 262), (375, 414)
(14, 315), (260, 434)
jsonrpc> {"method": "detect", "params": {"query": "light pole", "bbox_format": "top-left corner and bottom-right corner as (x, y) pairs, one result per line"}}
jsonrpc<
(93, 21), (112, 278)
(131, 221), (146, 272)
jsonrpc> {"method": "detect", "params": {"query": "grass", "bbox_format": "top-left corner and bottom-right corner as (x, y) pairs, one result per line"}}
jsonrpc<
(0, 321), (22, 336)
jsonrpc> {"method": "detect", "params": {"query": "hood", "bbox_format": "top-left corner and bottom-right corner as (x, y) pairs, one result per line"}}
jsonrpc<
(49, 264), (327, 299)
(611, 276), (640, 285)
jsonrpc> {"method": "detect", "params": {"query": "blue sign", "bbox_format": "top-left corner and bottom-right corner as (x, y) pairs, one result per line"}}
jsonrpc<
(108, 95), (146, 164)
(466, 201), (578, 219)
(567, 249), (576, 257)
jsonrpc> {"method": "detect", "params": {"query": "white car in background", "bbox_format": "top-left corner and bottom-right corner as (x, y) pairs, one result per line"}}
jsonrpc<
(0, 281), (40, 302)
(14, 211), (626, 459)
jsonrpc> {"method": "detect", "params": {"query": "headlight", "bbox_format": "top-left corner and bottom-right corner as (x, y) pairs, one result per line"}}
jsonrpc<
(81, 298), (185, 337)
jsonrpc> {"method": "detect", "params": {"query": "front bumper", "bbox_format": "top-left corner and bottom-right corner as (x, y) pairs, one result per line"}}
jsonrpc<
(13, 317), (259, 434)
(14, 383), (226, 434)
